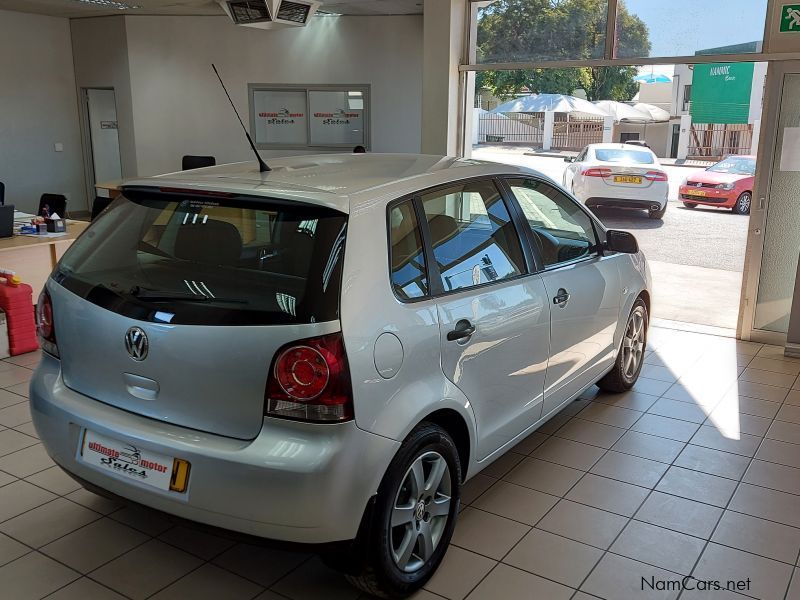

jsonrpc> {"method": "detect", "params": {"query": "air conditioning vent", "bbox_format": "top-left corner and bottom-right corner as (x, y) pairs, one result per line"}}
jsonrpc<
(276, 0), (311, 23)
(227, 0), (272, 24)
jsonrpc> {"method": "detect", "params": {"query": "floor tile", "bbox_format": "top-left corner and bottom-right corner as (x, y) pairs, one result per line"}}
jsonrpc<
(12, 422), (39, 439)
(0, 479), (56, 522)
(465, 563), (573, 600)
(689, 425), (761, 457)
(766, 419), (800, 445)
(635, 491), (723, 538)
(151, 562), (264, 600)
(531, 436), (606, 471)
(777, 404), (800, 425)
(785, 389), (800, 406)
(577, 402), (642, 428)
(662, 382), (726, 407)
(0, 402), (32, 429)
(479, 451), (524, 479)
(647, 398), (709, 424)
(0, 551), (79, 599)
(555, 418), (626, 448)
(5, 383), (29, 398)
(108, 505), (174, 536)
(91, 539), (202, 600)
(712, 510), (800, 564)
(581, 553), (680, 600)
(743, 459), (800, 496)
(729, 483), (800, 528)
(732, 412), (773, 437)
(0, 428), (38, 457)
(590, 450), (669, 488)
(756, 438), (800, 469)
(537, 499), (628, 549)
(640, 364), (679, 383)
(0, 531), (29, 567)
(158, 525), (235, 560)
(461, 474), (495, 505)
(537, 413), (571, 435)
(41, 517), (149, 573)
(632, 377), (673, 397)
(451, 507), (529, 560)
(212, 542), (309, 588)
(472, 480), (558, 526)
(655, 466), (737, 508)
(0, 389), (28, 410)
(423, 546), (495, 600)
(566, 473), (649, 517)
(504, 527), (602, 587)
(24, 465), (81, 495)
(740, 367), (796, 388)
(503, 457), (583, 496)
(674, 444), (750, 480)
(593, 390), (659, 412)
(0, 470), (14, 488)
(612, 430), (684, 463)
(65, 488), (121, 515)
(693, 543), (793, 600)
(3, 351), (41, 369)
(0, 497), (99, 548)
(735, 380), (789, 403)
(610, 520), (705, 574)
(511, 431), (549, 455)
(749, 356), (800, 376)
(0, 366), (33, 389)
(631, 413), (700, 442)
(45, 577), (127, 600)
(0, 443), (54, 477)
(787, 570), (800, 600)
(722, 393), (783, 419)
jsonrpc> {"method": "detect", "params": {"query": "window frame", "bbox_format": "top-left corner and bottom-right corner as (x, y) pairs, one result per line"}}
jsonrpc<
(496, 176), (608, 273)
(386, 176), (537, 303)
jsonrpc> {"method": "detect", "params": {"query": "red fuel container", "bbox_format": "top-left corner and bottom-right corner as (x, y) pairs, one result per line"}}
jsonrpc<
(0, 276), (39, 356)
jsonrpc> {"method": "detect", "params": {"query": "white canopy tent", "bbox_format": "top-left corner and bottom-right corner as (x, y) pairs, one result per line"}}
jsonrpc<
(491, 93), (608, 117)
(593, 100), (653, 123)
(633, 103), (671, 122)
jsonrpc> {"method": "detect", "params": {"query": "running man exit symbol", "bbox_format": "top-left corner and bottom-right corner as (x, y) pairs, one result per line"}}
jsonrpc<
(781, 4), (800, 32)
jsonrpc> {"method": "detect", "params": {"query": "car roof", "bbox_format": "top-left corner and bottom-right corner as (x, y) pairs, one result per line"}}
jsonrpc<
(121, 153), (546, 214)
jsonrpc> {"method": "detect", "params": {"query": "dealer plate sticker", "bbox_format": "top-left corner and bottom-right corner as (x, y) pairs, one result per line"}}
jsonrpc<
(79, 429), (176, 491)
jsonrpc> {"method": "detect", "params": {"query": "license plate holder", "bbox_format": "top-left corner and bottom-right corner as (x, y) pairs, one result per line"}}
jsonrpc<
(613, 175), (642, 184)
(78, 429), (190, 493)
(686, 189), (707, 196)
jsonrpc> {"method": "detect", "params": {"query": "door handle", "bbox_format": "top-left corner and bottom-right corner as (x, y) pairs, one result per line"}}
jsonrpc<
(447, 319), (476, 342)
(553, 288), (571, 306)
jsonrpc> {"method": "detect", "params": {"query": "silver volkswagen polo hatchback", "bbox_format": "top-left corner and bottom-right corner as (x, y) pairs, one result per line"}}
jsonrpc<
(31, 153), (651, 598)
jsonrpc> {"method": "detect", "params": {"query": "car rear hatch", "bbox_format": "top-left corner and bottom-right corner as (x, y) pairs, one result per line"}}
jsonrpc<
(50, 187), (347, 440)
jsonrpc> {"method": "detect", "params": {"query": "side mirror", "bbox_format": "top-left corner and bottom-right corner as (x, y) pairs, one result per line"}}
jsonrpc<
(605, 230), (639, 254)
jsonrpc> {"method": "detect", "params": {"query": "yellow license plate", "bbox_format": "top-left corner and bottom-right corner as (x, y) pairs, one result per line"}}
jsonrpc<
(685, 189), (707, 196)
(613, 176), (642, 184)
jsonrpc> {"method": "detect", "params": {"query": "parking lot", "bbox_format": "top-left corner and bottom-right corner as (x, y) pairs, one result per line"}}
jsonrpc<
(472, 148), (750, 330)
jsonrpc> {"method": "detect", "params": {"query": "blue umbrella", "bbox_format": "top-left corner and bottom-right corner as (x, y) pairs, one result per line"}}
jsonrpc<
(634, 73), (672, 84)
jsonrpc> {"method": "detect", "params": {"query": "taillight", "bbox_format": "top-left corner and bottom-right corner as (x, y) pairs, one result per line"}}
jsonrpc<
(36, 289), (59, 357)
(582, 167), (612, 178)
(645, 170), (668, 182)
(265, 332), (353, 423)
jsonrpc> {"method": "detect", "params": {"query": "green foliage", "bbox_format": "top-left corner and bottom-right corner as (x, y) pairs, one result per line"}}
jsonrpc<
(476, 0), (651, 102)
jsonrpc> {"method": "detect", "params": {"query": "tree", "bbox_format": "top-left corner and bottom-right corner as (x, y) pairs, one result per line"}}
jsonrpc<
(476, 0), (651, 102)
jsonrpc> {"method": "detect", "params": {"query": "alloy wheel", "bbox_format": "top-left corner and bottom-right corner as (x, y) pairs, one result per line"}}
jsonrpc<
(390, 451), (452, 573)
(621, 307), (646, 380)
(737, 193), (752, 214)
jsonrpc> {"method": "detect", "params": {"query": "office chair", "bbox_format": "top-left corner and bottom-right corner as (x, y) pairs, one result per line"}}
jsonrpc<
(181, 155), (216, 171)
(91, 196), (114, 220)
(38, 193), (67, 218)
(0, 182), (4, 206)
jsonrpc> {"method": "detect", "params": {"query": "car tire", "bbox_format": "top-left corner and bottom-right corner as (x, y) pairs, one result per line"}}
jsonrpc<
(344, 422), (461, 599)
(683, 202), (697, 209)
(648, 204), (667, 219)
(733, 192), (752, 215)
(596, 298), (648, 393)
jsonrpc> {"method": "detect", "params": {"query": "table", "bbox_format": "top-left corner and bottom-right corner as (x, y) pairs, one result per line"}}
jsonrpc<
(0, 220), (90, 298)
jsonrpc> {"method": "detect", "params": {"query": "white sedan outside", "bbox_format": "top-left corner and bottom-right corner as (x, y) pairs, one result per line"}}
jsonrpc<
(563, 143), (669, 219)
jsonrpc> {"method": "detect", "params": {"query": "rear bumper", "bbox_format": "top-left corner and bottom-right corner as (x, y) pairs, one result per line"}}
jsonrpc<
(30, 354), (399, 544)
(585, 197), (665, 211)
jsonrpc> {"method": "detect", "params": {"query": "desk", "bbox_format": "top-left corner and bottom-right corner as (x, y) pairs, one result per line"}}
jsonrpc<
(0, 220), (90, 298)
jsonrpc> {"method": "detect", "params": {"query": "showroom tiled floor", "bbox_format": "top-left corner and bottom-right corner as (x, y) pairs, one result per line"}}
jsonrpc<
(2, 328), (800, 599)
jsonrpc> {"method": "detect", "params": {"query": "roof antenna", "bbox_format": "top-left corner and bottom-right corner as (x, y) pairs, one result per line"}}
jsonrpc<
(212, 63), (270, 172)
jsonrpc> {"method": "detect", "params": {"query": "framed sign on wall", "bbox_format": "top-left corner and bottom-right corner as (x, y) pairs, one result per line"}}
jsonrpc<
(248, 84), (370, 150)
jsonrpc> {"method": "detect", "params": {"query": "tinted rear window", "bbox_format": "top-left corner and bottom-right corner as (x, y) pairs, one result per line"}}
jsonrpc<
(594, 149), (654, 164)
(55, 189), (347, 325)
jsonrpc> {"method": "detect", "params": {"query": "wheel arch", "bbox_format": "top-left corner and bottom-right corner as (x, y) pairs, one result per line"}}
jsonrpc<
(419, 408), (471, 483)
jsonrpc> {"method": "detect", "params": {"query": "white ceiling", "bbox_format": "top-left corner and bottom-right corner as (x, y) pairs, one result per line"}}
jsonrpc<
(0, 0), (423, 19)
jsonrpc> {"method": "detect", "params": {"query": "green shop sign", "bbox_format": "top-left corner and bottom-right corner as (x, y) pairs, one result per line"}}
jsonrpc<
(690, 62), (754, 125)
(780, 4), (800, 32)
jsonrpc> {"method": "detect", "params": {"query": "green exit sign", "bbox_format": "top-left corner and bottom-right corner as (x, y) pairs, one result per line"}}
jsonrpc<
(781, 4), (800, 32)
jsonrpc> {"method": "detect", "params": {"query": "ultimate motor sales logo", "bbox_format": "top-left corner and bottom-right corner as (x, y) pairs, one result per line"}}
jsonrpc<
(259, 107), (304, 124)
(314, 108), (359, 125)
(87, 440), (169, 480)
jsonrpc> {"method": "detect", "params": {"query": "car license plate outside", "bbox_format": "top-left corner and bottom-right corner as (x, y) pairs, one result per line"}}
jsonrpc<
(614, 176), (642, 184)
(686, 189), (707, 196)
(79, 429), (189, 492)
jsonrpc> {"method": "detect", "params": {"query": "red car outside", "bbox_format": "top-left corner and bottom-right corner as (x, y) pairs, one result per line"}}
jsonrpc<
(679, 155), (755, 215)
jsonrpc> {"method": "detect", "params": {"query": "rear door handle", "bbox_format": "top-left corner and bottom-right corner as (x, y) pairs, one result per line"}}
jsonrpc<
(447, 319), (476, 342)
(553, 288), (571, 306)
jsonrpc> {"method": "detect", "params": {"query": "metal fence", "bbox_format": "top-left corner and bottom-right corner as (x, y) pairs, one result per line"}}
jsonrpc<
(688, 123), (754, 158)
(551, 115), (604, 150)
(477, 113), (544, 144)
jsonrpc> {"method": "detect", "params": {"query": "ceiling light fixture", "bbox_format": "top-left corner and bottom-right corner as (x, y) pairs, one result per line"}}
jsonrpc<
(69, 0), (142, 10)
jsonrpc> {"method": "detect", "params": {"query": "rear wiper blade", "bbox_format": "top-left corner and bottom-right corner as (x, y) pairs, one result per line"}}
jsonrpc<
(130, 287), (247, 304)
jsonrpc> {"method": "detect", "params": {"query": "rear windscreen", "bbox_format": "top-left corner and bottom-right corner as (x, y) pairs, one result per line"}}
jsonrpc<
(54, 190), (347, 325)
(594, 149), (654, 164)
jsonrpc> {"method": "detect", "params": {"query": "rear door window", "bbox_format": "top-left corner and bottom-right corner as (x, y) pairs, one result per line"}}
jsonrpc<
(55, 190), (347, 325)
(389, 199), (429, 300)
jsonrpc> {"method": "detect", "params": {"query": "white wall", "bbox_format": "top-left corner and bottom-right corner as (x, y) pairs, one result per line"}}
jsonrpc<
(0, 10), (84, 213)
(120, 15), (423, 176)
